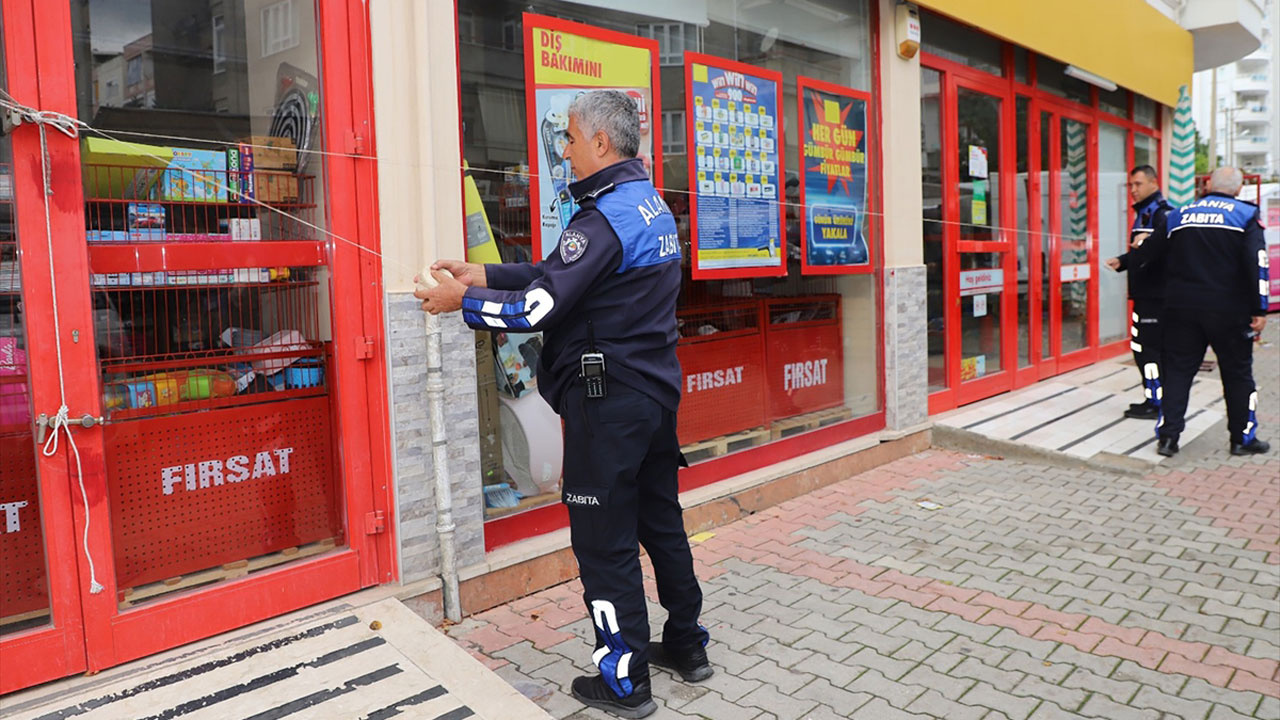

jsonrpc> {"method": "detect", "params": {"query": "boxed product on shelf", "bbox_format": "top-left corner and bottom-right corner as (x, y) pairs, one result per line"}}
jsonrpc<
(128, 229), (167, 243)
(158, 148), (228, 203)
(256, 172), (300, 203)
(127, 202), (165, 229)
(86, 230), (129, 244)
(221, 218), (262, 241)
(239, 136), (297, 170)
(81, 137), (172, 200)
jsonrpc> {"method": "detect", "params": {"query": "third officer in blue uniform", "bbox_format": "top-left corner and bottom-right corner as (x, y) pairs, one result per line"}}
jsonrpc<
(419, 90), (709, 719)
(1126, 166), (1270, 457)
(1106, 165), (1173, 420)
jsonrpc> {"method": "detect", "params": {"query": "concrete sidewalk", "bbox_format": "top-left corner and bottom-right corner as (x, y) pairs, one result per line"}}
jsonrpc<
(448, 324), (1280, 719)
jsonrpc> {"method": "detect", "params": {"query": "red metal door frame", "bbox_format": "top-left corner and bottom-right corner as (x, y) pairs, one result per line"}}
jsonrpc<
(922, 54), (1017, 410)
(0, 0), (88, 693)
(1038, 97), (1099, 377)
(1011, 91), (1043, 390)
(2, 0), (393, 688)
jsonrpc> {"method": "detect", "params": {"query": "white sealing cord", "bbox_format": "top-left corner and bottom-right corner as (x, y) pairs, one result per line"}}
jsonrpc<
(5, 94), (105, 594)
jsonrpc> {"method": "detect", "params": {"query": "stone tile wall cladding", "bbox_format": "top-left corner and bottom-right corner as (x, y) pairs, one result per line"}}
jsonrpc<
(884, 264), (928, 431)
(386, 294), (487, 584)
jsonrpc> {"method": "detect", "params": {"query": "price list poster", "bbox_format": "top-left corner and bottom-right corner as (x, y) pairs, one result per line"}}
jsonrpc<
(797, 76), (874, 275)
(524, 14), (661, 259)
(685, 54), (786, 279)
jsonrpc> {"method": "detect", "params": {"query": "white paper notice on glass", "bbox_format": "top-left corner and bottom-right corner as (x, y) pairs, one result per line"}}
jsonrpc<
(973, 293), (988, 317)
(968, 145), (988, 179)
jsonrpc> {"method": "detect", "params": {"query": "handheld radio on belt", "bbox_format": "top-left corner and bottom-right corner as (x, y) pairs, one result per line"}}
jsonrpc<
(581, 320), (607, 398)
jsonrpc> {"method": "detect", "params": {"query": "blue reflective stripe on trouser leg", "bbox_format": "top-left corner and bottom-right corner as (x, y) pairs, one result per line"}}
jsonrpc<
(1143, 363), (1162, 409)
(1244, 391), (1259, 443)
(590, 600), (635, 698)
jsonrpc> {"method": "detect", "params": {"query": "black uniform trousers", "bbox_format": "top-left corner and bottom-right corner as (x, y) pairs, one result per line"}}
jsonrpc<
(560, 381), (705, 699)
(1158, 308), (1259, 444)
(1130, 298), (1163, 407)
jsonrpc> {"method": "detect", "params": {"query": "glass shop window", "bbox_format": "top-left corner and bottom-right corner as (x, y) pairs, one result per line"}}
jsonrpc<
(1035, 55), (1092, 106)
(69, 0), (343, 608)
(459, 0), (880, 521)
(918, 9), (1004, 76)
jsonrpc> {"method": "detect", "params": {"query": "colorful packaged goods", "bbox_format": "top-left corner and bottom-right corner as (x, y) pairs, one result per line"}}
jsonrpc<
(158, 148), (229, 203)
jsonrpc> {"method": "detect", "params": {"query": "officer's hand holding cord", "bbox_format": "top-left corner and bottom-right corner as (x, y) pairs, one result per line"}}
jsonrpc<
(414, 265), (469, 315)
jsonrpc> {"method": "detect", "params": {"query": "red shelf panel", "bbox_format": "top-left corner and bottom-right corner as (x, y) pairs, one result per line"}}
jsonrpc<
(88, 242), (327, 273)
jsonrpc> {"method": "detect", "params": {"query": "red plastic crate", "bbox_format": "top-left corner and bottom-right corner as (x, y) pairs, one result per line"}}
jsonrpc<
(764, 296), (844, 421)
(676, 302), (767, 445)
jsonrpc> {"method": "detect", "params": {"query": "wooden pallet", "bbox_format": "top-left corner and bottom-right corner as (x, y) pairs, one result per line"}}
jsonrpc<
(0, 607), (50, 628)
(681, 426), (771, 458)
(119, 536), (339, 607)
(769, 406), (853, 440)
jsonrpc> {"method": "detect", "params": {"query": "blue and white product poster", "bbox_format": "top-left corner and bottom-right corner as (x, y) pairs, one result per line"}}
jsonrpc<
(687, 57), (784, 278)
(798, 78), (873, 274)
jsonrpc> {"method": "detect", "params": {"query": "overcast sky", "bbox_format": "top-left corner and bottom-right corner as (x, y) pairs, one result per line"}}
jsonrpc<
(87, 0), (153, 54)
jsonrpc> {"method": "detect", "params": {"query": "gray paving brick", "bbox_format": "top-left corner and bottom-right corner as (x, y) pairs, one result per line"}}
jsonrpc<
(987, 629), (1059, 661)
(1010, 587), (1073, 611)
(934, 615), (1002, 643)
(1205, 705), (1254, 720)
(1178, 679), (1264, 717)
(1130, 684), (1214, 719)
(793, 677), (873, 715)
(738, 683), (817, 720)
(884, 602), (951, 629)
(681, 690), (763, 720)
(1061, 667), (1140, 704)
(1257, 695), (1280, 720)
(958, 681), (1041, 720)
(901, 663), (976, 699)
(697, 668), (763, 702)
(792, 629), (857, 663)
(1179, 624), (1252, 654)
(741, 637), (812, 669)
(842, 626), (912, 657)
(1045, 644), (1122, 678)
(1077, 693), (1162, 719)
(740, 657), (815, 695)
(1060, 598), (1129, 625)
(652, 676), (710, 710)
(1122, 612), (1190, 638)
(906, 689), (988, 720)
(851, 697), (931, 719)
(840, 605), (907, 634)
(949, 656), (1025, 693)
(1201, 598), (1267, 625)
(848, 668), (928, 710)
(1111, 660), (1187, 696)
(1222, 618), (1279, 641)
(708, 624), (768, 652)
(1010, 675), (1088, 713)
(999, 650), (1073, 684)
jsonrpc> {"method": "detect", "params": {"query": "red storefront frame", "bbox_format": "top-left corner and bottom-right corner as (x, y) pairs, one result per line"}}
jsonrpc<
(922, 38), (1162, 416)
(479, 1), (887, 552)
(0, 0), (395, 694)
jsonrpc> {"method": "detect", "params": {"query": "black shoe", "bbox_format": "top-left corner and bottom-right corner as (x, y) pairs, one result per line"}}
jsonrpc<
(649, 641), (714, 683)
(1125, 404), (1160, 420)
(1128, 401), (1150, 412)
(1231, 439), (1271, 456)
(1157, 436), (1179, 457)
(570, 674), (657, 719)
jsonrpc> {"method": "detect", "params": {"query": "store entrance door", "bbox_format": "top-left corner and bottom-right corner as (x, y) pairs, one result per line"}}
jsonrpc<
(1, 0), (392, 692)
(1034, 103), (1098, 376)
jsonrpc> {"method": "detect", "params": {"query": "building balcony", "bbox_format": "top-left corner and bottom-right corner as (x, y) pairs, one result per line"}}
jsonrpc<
(1233, 72), (1272, 93)
(1181, 0), (1266, 70)
(1235, 105), (1272, 126)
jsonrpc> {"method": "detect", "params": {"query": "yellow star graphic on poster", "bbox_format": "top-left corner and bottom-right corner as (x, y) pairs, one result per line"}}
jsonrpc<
(823, 99), (841, 124)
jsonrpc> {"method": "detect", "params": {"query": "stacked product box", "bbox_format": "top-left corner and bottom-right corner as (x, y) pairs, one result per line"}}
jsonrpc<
(158, 148), (228, 203)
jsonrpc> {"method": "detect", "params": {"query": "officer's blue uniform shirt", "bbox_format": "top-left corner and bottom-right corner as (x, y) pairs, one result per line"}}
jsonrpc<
(1114, 191), (1173, 300)
(1132, 191), (1269, 317)
(459, 158), (684, 412)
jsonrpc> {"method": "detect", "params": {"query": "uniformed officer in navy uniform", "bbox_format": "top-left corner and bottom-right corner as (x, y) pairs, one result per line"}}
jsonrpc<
(1125, 167), (1270, 457)
(418, 90), (709, 719)
(1105, 165), (1173, 420)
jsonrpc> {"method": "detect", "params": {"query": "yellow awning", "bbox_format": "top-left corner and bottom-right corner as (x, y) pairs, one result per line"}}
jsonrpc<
(916, 0), (1192, 108)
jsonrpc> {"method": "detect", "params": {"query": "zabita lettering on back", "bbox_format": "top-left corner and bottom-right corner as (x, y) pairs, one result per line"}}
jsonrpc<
(161, 448), (294, 495)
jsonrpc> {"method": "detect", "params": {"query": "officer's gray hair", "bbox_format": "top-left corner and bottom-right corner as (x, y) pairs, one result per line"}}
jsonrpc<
(568, 90), (641, 159)
(1207, 166), (1244, 195)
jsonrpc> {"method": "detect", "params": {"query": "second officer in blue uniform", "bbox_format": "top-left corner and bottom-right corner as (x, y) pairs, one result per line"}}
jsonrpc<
(1106, 165), (1173, 420)
(1125, 167), (1270, 457)
(418, 90), (709, 719)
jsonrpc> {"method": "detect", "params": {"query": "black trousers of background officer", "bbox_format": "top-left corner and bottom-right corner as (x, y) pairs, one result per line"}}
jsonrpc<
(561, 381), (705, 696)
(1131, 298), (1163, 407)
(1159, 308), (1257, 443)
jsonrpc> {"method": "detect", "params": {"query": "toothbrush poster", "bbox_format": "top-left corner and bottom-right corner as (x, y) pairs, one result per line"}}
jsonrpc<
(686, 54), (786, 279)
(797, 76), (875, 275)
(523, 13), (661, 260)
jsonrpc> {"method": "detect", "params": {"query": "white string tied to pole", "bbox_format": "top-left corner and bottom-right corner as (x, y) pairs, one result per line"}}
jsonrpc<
(3, 93), (104, 594)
